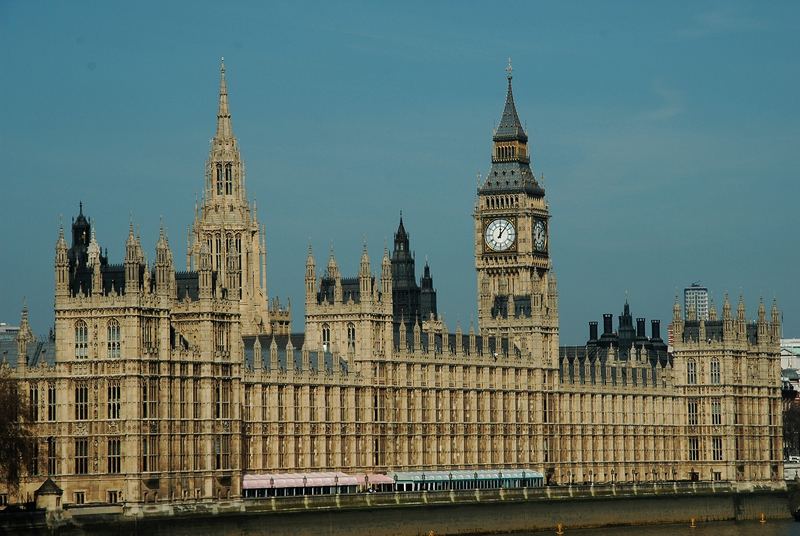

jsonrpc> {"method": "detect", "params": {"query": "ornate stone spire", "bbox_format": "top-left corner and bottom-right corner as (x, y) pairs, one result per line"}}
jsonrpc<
(216, 57), (233, 140)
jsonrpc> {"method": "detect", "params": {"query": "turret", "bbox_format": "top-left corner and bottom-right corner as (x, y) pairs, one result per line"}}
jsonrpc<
(155, 225), (174, 297)
(757, 298), (767, 339)
(420, 260), (437, 320)
(15, 304), (34, 370)
(771, 299), (781, 340)
(736, 295), (746, 338)
(722, 293), (734, 338)
(359, 244), (371, 304)
(55, 226), (69, 298)
(327, 249), (342, 303)
(381, 247), (392, 299)
(305, 245), (316, 306)
(124, 223), (140, 293)
(87, 228), (102, 294)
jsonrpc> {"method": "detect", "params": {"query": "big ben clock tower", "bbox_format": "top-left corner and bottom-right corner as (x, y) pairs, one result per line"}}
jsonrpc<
(475, 62), (558, 353)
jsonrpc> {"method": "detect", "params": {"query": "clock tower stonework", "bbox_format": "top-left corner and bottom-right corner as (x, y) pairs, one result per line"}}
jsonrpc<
(474, 65), (559, 364)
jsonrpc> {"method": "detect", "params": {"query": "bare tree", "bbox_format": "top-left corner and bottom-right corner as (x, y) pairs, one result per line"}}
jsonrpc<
(784, 403), (800, 458)
(0, 370), (33, 491)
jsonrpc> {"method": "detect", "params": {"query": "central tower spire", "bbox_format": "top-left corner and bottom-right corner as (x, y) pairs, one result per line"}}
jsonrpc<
(216, 57), (233, 140)
(208, 57), (244, 201)
(189, 59), (289, 336)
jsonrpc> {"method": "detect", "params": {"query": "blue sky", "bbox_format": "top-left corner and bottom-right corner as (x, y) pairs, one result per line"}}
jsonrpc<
(1, 1), (798, 344)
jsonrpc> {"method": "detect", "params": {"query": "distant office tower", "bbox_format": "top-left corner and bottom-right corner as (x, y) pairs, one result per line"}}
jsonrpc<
(684, 283), (709, 321)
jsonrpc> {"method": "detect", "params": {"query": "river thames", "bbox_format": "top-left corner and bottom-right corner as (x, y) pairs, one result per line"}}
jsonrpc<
(478, 519), (800, 536)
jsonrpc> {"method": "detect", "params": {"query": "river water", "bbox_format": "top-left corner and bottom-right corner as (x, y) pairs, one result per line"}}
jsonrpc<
(481, 519), (800, 536)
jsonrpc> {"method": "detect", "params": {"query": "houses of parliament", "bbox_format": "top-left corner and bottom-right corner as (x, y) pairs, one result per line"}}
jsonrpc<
(4, 60), (783, 506)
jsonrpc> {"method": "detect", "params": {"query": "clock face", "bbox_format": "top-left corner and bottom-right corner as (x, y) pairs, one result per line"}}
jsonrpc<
(533, 220), (547, 252)
(484, 218), (516, 252)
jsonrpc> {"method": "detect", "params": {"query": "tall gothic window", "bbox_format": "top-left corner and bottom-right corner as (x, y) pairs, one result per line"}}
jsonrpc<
(216, 163), (223, 195)
(107, 381), (121, 419)
(215, 235), (222, 271)
(712, 436), (723, 461)
(75, 438), (89, 474)
(47, 383), (56, 421)
(688, 436), (700, 461)
(74, 384), (89, 420)
(29, 384), (39, 422)
(710, 358), (721, 385)
(142, 435), (157, 472)
(711, 398), (722, 425)
(687, 360), (697, 385)
(322, 324), (330, 352)
(224, 163), (232, 194)
(75, 320), (88, 359)
(47, 437), (57, 474)
(347, 323), (356, 350)
(687, 398), (699, 426)
(108, 437), (121, 474)
(107, 319), (121, 358)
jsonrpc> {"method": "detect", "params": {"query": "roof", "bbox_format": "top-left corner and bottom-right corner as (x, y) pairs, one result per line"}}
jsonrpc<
(0, 336), (56, 369)
(35, 477), (63, 496)
(493, 76), (527, 143)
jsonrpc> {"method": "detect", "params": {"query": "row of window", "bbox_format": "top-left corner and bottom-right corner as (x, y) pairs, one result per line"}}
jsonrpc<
(205, 234), (242, 273)
(30, 382), (121, 422)
(36, 435), (232, 476)
(687, 398), (723, 426)
(215, 162), (234, 195)
(320, 323), (356, 352)
(686, 358), (721, 385)
(688, 436), (724, 461)
(74, 319), (121, 359)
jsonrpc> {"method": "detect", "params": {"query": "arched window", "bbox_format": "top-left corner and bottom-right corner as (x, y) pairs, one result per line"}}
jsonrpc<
(216, 163), (223, 195)
(322, 324), (330, 352)
(347, 322), (356, 350)
(107, 319), (121, 358)
(225, 163), (233, 195)
(687, 360), (697, 385)
(710, 359), (721, 385)
(75, 320), (88, 359)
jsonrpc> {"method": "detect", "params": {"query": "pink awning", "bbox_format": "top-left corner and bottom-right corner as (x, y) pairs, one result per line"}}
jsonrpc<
(353, 473), (395, 486)
(243, 472), (358, 490)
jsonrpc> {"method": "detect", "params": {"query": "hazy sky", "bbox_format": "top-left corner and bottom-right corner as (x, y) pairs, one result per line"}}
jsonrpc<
(1, 1), (798, 345)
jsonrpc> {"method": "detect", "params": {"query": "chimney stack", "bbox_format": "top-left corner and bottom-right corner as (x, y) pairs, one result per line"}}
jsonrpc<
(651, 320), (661, 340)
(603, 314), (613, 335)
(589, 321), (598, 341)
(636, 318), (646, 338)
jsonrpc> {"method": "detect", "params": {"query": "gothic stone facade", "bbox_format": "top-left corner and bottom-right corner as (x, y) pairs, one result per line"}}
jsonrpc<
(6, 62), (782, 506)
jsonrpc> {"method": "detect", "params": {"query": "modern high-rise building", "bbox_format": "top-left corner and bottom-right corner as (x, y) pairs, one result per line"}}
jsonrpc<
(1, 61), (783, 507)
(684, 283), (709, 321)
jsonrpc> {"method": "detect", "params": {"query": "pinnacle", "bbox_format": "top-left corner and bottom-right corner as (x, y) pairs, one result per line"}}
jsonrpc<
(215, 57), (233, 140)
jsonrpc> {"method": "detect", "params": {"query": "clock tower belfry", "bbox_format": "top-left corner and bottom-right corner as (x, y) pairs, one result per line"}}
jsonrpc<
(474, 62), (558, 354)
